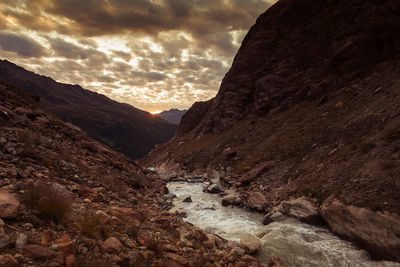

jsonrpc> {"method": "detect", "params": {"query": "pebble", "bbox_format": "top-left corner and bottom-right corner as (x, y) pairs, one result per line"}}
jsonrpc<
(15, 233), (27, 250)
(23, 223), (34, 230)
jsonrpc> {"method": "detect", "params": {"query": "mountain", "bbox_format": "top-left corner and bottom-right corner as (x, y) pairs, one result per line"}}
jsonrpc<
(0, 79), (262, 266)
(143, 0), (400, 262)
(157, 108), (187, 125)
(0, 59), (177, 160)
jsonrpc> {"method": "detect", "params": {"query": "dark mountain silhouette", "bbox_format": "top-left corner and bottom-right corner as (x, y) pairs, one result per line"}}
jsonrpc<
(0, 59), (177, 160)
(157, 108), (186, 125)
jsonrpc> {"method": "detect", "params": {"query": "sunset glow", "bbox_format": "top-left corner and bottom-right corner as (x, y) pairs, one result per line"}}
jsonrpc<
(0, 0), (276, 112)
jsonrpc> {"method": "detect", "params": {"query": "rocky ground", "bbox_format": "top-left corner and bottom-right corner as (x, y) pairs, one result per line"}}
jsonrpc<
(0, 80), (281, 266)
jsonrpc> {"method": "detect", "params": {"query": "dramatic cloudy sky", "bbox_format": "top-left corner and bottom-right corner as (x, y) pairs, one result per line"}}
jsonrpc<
(0, 0), (275, 113)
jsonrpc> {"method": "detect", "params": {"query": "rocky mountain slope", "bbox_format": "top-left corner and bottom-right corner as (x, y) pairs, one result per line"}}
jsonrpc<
(157, 109), (187, 125)
(143, 0), (400, 262)
(0, 80), (274, 266)
(0, 60), (177, 160)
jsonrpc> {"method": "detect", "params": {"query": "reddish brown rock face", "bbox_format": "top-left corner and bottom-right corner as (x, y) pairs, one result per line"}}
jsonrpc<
(142, 0), (400, 263)
(176, 0), (400, 137)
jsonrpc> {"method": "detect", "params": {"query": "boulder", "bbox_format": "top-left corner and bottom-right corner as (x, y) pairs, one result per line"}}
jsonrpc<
(54, 235), (74, 255)
(320, 197), (400, 262)
(166, 252), (188, 265)
(65, 254), (78, 267)
(137, 234), (157, 249)
(0, 189), (19, 219)
(221, 192), (239, 206)
(0, 254), (19, 267)
(24, 244), (54, 259)
(15, 233), (27, 250)
(41, 229), (55, 246)
(203, 234), (223, 250)
(0, 235), (10, 250)
(206, 183), (223, 194)
(239, 161), (273, 185)
(102, 237), (123, 254)
(240, 234), (261, 255)
(0, 219), (4, 236)
(277, 197), (320, 224)
(95, 210), (111, 224)
(268, 254), (287, 267)
(247, 192), (267, 211)
(263, 211), (288, 225)
(182, 196), (192, 203)
(224, 147), (237, 158)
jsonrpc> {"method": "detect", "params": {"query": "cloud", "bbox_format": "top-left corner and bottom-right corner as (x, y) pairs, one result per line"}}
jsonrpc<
(0, 32), (47, 58)
(0, 0), (275, 111)
(48, 38), (89, 59)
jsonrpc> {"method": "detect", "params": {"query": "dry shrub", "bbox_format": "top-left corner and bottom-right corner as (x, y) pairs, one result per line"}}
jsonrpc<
(147, 237), (164, 257)
(78, 209), (105, 239)
(17, 129), (43, 147)
(98, 176), (129, 197)
(24, 180), (73, 222)
(77, 208), (138, 240)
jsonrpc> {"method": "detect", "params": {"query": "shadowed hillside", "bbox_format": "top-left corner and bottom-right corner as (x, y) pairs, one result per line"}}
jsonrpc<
(0, 60), (177, 160)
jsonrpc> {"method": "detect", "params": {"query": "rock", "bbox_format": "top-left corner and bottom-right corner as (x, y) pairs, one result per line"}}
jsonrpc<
(207, 183), (223, 194)
(109, 216), (123, 225)
(203, 234), (223, 249)
(0, 219), (4, 236)
(222, 192), (239, 206)
(224, 147), (237, 158)
(239, 161), (272, 185)
(102, 237), (123, 254)
(64, 122), (82, 132)
(0, 254), (19, 266)
(95, 210), (111, 224)
(65, 254), (78, 267)
(268, 254), (287, 267)
(320, 197), (400, 262)
(0, 235), (10, 249)
(55, 235), (74, 255)
(137, 234), (157, 249)
(277, 197), (320, 224)
(15, 233), (27, 250)
(166, 253), (188, 265)
(0, 105), (13, 120)
(41, 229), (55, 246)
(240, 234), (261, 255)
(0, 189), (20, 218)
(164, 193), (177, 199)
(263, 211), (288, 225)
(247, 192), (267, 211)
(182, 196), (192, 203)
(22, 223), (33, 230)
(24, 244), (54, 259)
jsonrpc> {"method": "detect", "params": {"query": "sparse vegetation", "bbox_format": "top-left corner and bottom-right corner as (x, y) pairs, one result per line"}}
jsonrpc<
(24, 180), (73, 222)
(78, 209), (108, 239)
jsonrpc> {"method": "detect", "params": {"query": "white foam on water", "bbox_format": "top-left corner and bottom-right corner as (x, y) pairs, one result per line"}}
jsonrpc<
(167, 181), (400, 267)
(167, 181), (263, 242)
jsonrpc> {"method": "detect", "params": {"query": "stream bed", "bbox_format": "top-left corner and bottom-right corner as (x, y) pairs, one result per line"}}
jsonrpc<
(167, 181), (400, 267)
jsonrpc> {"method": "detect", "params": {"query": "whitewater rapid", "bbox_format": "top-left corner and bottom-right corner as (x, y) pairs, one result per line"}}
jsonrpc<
(167, 181), (400, 267)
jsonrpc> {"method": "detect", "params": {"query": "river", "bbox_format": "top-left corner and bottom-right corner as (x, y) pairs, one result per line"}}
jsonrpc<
(167, 181), (400, 267)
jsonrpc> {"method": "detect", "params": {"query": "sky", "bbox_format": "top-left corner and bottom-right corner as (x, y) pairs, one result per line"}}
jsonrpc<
(0, 0), (275, 113)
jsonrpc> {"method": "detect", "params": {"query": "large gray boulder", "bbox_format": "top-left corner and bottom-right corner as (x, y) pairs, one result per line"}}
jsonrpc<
(277, 197), (320, 224)
(240, 234), (261, 255)
(320, 196), (400, 262)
